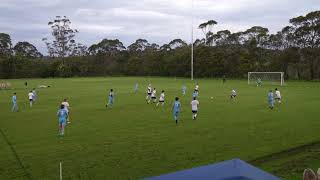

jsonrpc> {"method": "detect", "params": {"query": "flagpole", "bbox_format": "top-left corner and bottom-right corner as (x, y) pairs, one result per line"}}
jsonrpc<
(191, 0), (194, 81)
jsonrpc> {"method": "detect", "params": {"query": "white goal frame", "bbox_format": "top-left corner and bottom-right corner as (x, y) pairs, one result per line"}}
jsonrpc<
(248, 72), (284, 86)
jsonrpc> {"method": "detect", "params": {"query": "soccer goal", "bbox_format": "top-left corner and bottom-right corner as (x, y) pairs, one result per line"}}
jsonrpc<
(248, 72), (284, 86)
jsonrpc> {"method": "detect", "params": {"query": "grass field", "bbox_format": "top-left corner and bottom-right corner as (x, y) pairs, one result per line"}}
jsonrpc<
(1, 77), (320, 180)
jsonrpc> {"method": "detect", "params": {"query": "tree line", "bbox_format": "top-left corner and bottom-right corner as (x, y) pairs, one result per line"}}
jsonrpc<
(0, 11), (320, 80)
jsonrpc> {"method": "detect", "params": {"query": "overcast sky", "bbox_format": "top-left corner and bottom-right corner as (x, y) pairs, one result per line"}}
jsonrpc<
(1, 0), (320, 53)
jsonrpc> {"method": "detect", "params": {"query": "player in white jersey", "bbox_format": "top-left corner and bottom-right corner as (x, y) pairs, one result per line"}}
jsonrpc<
(146, 84), (152, 103)
(149, 88), (157, 104)
(156, 90), (165, 107)
(190, 97), (199, 120)
(61, 98), (71, 124)
(28, 91), (34, 107)
(274, 88), (281, 103)
(195, 83), (199, 92)
(230, 89), (237, 101)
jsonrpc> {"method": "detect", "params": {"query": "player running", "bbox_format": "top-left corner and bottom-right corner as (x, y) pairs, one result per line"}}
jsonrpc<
(149, 88), (157, 104)
(182, 85), (187, 96)
(156, 90), (165, 107)
(191, 97), (199, 120)
(172, 97), (181, 125)
(222, 75), (226, 84)
(106, 89), (115, 108)
(11, 93), (19, 112)
(195, 83), (199, 92)
(230, 89), (237, 101)
(28, 91), (34, 107)
(275, 88), (281, 103)
(268, 90), (274, 109)
(146, 84), (152, 103)
(61, 98), (71, 123)
(57, 104), (68, 136)
(192, 90), (199, 99)
(32, 88), (37, 102)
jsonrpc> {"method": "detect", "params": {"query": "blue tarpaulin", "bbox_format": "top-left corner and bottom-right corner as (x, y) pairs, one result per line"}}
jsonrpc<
(144, 159), (281, 180)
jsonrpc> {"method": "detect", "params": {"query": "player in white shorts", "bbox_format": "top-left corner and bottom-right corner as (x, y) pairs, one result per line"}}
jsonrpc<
(191, 97), (199, 120)
(146, 84), (152, 103)
(149, 88), (157, 104)
(28, 91), (34, 107)
(61, 98), (71, 124)
(156, 90), (165, 107)
(275, 88), (281, 103)
(230, 89), (237, 101)
(195, 83), (199, 92)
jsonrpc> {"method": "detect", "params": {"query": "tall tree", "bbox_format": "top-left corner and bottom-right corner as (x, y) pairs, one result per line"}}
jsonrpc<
(289, 11), (320, 48)
(88, 39), (126, 56)
(0, 33), (12, 57)
(42, 16), (79, 58)
(13, 41), (43, 58)
(198, 20), (218, 45)
(128, 39), (150, 53)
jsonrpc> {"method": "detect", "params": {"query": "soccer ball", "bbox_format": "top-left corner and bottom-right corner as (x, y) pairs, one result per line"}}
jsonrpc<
(211, 97), (213, 99)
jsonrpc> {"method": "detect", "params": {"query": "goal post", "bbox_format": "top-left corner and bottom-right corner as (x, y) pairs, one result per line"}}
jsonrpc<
(248, 72), (284, 86)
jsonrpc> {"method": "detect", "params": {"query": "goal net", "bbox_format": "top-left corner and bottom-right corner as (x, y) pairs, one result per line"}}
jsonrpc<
(248, 72), (284, 86)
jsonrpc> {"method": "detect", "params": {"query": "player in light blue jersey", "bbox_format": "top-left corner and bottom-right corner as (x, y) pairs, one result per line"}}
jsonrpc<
(268, 90), (274, 109)
(106, 89), (114, 108)
(172, 97), (181, 125)
(182, 86), (187, 96)
(57, 104), (68, 136)
(192, 90), (199, 98)
(134, 83), (139, 93)
(11, 93), (19, 112)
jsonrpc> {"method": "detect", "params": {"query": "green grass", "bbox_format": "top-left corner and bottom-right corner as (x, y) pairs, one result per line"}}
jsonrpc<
(0, 77), (320, 180)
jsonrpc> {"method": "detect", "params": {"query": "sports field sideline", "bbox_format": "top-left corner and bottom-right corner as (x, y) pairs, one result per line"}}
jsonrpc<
(1, 77), (320, 180)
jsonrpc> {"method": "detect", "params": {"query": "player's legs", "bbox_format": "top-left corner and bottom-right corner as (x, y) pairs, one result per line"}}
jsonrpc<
(192, 111), (197, 120)
(269, 100), (274, 109)
(12, 103), (18, 112)
(60, 121), (66, 136)
(174, 111), (179, 124)
(29, 99), (33, 107)
(107, 98), (113, 108)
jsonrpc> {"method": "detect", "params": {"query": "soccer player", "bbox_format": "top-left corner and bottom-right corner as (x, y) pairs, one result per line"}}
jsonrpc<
(146, 84), (152, 103)
(230, 89), (237, 101)
(57, 104), (68, 136)
(195, 83), (199, 92)
(149, 88), (157, 103)
(268, 90), (274, 109)
(191, 97), (199, 120)
(32, 88), (37, 101)
(134, 83), (139, 93)
(257, 78), (262, 87)
(24, 81), (28, 88)
(157, 90), (165, 107)
(192, 90), (199, 99)
(182, 86), (187, 96)
(106, 89), (115, 108)
(11, 93), (19, 112)
(28, 91), (34, 107)
(275, 88), (282, 103)
(222, 75), (226, 84)
(61, 98), (71, 123)
(172, 97), (181, 125)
